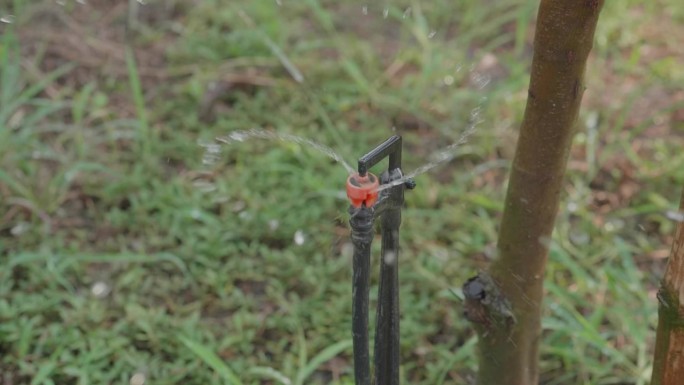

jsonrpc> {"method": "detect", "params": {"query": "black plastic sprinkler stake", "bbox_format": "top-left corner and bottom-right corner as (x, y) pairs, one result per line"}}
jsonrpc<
(346, 135), (415, 385)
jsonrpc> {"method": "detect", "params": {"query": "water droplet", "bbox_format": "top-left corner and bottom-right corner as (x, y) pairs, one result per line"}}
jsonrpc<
(538, 236), (553, 247)
(232, 201), (246, 212)
(203, 155), (219, 166)
(432, 248), (448, 261)
(402, 7), (411, 19)
(666, 210), (684, 222)
(228, 131), (247, 142)
(362, 5), (368, 15)
(428, 30), (436, 39)
(585, 111), (599, 130)
(198, 139), (222, 165)
(130, 373), (146, 385)
(383, 251), (397, 265)
(569, 231), (590, 245)
(192, 180), (216, 193)
(10, 222), (30, 236)
(443, 75), (454, 86)
(470, 106), (482, 120)
(430, 150), (451, 163)
(470, 72), (491, 89)
(0, 15), (15, 24)
(294, 230), (306, 245)
(484, 245), (498, 260)
(91, 281), (110, 298)
(341, 242), (354, 258)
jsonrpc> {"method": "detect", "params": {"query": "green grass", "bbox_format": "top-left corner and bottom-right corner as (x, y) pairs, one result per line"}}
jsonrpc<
(1, 0), (683, 384)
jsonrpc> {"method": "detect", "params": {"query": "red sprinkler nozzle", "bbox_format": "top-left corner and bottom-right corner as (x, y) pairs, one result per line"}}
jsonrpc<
(346, 172), (380, 208)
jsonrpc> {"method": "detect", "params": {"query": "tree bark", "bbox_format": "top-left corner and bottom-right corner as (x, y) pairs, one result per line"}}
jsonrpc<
(651, 190), (684, 385)
(462, 1), (604, 384)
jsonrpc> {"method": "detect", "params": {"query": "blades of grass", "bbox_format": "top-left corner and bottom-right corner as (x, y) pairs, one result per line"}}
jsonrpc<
(234, 6), (347, 151)
(302, 0), (335, 33)
(433, 336), (477, 385)
(248, 366), (293, 385)
(0, 169), (31, 198)
(514, 0), (536, 57)
(12, 100), (70, 132)
(50, 162), (115, 203)
(546, 280), (636, 373)
(179, 336), (243, 385)
(236, 8), (303, 84)
(303, 88), (347, 151)
(456, 8), (521, 47)
(125, 46), (151, 155)
(294, 339), (353, 385)
(1, 34), (19, 114)
(607, 89), (641, 137)
(30, 361), (57, 385)
(548, 243), (596, 288)
(17, 316), (39, 359)
(479, 33), (516, 55)
(341, 60), (374, 97)
(409, 1), (431, 48)
(9, 252), (189, 278)
(295, 326), (307, 385)
(613, 239), (643, 290)
(0, 63), (74, 126)
(72, 82), (96, 125)
(464, 192), (504, 212)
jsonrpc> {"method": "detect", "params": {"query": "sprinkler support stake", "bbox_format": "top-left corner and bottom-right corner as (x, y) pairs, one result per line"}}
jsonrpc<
(347, 135), (414, 385)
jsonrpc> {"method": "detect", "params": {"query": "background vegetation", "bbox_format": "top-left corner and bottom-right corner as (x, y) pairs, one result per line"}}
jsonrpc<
(1, 0), (683, 384)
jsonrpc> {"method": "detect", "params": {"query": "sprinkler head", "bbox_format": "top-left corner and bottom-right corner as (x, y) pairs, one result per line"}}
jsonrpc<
(346, 172), (380, 208)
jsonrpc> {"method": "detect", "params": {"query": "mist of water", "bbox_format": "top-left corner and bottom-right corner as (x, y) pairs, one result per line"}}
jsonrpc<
(376, 99), (485, 192)
(216, 128), (355, 174)
(665, 210), (684, 223)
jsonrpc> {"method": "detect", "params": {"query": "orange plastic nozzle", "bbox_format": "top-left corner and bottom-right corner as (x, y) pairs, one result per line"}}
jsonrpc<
(346, 172), (379, 208)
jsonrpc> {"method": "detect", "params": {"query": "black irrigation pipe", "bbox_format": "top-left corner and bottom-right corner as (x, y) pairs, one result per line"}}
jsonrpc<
(346, 135), (415, 385)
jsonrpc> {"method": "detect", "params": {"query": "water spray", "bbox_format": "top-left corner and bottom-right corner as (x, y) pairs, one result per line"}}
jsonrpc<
(346, 135), (415, 385)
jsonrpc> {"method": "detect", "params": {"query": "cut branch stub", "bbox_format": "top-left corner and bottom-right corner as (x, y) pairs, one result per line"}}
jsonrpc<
(463, 272), (516, 330)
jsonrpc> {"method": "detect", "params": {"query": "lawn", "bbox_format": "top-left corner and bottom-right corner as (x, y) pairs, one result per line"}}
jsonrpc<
(1, 0), (683, 384)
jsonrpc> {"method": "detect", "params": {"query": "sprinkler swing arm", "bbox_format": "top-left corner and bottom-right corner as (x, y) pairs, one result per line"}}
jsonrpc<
(346, 135), (415, 385)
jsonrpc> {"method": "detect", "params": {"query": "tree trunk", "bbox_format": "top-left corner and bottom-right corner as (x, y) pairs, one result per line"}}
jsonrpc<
(651, 190), (684, 385)
(462, 1), (604, 384)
